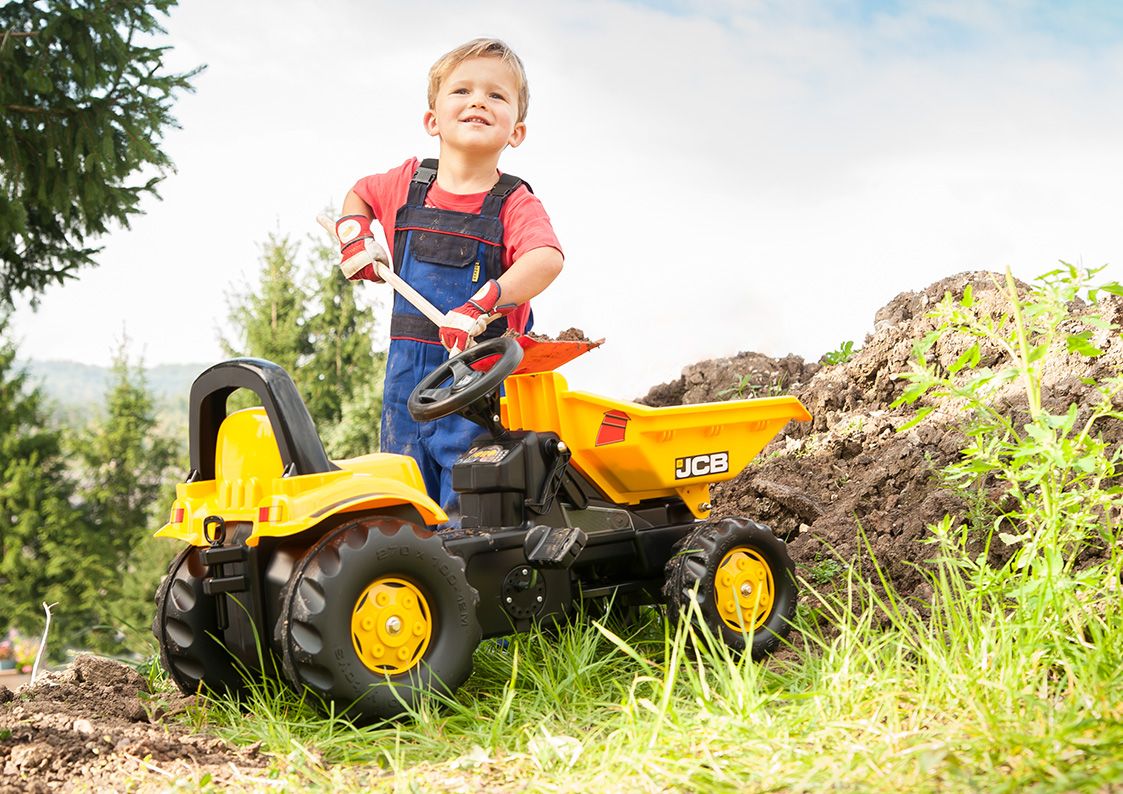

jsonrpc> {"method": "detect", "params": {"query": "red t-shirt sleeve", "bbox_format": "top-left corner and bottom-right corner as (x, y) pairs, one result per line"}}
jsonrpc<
(498, 186), (562, 334)
(351, 157), (417, 254)
(499, 186), (563, 269)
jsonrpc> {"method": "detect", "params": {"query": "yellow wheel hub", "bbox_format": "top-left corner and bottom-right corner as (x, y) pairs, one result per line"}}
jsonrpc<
(351, 577), (432, 675)
(714, 546), (775, 632)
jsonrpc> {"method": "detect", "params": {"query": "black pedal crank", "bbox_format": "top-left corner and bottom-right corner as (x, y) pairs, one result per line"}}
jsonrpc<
(201, 515), (234, 629)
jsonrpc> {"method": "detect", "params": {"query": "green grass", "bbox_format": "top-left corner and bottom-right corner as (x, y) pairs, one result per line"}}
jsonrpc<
(155, 537), (1123, 793)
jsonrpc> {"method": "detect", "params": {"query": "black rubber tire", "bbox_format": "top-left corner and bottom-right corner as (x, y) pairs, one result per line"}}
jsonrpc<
(275, 516), (481, 722)
(152, 546), (245, 696)
(663, 516), (798, 659)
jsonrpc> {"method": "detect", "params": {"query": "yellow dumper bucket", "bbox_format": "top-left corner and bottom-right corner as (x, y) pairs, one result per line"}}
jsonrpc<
(502, 372), (811, 519)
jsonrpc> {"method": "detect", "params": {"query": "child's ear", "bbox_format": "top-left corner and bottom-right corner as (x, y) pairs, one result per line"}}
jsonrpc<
(506, 122), (527, 149)
(422, 110), (439, 137)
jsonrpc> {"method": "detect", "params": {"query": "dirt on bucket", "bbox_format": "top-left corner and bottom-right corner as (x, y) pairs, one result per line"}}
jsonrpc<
(521, 327), (593, 343)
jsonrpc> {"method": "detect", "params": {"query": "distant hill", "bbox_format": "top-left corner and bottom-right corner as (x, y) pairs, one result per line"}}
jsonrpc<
(18, 360), (210, 424)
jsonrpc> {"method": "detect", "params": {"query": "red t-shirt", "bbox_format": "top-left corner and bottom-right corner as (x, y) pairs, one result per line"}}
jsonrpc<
(352, 158), (562, 335)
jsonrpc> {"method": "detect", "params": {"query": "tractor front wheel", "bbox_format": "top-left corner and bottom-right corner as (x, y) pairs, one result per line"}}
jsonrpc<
(275, 516), (480, 722)
(663, 516), (797, 658)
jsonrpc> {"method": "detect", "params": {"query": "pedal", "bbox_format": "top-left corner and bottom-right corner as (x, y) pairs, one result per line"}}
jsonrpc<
(201, 545), (246, 566)
(201, 545), (249, 596)
(203, 574), (249, 595)
(524, 525), (587, 569)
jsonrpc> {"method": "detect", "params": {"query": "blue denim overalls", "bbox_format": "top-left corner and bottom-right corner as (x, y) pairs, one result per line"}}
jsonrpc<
(381, 159), (530, 522)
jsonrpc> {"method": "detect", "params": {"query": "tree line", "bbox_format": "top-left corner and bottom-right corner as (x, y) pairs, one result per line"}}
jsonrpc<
(2, 1), (386, 658)
(0, 236), (383, 659)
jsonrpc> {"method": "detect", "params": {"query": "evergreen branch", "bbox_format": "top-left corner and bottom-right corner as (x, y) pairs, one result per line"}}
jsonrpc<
(2, 104), (48, 114)
(1, 27), (35, 60)
(99, 15), (140, 108)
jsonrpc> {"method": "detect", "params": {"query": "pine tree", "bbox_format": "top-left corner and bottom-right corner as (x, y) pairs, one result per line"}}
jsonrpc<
(321, 353), (386, 459)
(223, 233), (383, 456)
(0, 314), (99, 652)
(70, 338), (179, 652)
(0, 0), (201, 305)
(304, 237), (383, 456)
(222, 233), (311, 373)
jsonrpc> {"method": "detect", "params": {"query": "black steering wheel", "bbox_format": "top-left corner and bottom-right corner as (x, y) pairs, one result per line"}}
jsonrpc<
(407, 336), (524, 422)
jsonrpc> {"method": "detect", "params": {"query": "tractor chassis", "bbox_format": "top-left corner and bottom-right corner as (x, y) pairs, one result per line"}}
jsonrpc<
(192, 501), (695, 670)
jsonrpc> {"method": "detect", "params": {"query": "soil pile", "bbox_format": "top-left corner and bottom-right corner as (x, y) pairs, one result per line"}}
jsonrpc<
(640, 271), (1123, 599)
(0, 654), (264, 792)
(637, 351), (820, 407)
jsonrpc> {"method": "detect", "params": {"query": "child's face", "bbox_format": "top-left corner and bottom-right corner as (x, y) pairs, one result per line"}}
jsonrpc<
(424, 56), (526, 156)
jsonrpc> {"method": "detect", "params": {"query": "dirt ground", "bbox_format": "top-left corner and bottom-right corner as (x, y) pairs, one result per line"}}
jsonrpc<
(4, 270), (1119, 789)
(0, 655), (265, 792)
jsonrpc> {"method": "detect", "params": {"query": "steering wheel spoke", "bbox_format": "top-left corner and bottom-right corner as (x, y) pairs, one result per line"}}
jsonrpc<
(417, 386), (453, 405)
(446, 359), (477, 390)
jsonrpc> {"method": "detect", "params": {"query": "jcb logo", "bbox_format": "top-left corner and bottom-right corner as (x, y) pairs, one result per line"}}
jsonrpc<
(674, 452), (729, 479)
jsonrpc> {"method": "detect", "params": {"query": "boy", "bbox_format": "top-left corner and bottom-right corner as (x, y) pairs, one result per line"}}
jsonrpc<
(333, 38), (564, 523)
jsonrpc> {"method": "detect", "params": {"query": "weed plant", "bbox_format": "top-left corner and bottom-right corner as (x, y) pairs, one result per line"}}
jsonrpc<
(821, 339), (859, 365)
(718, 372), (787, 400)
(165, 266), (1123, 791)
(895, 265), (1123, 568)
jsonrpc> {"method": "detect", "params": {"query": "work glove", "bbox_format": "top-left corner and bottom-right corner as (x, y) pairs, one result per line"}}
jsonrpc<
(439, 279), (516, 355)
(335, 214), (389, 281)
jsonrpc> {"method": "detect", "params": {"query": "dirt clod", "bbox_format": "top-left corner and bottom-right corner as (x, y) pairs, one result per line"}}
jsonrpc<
(638, 351), (819, 406)
(555, 327), (590, 342)
(0, 654), (266, 792)
(522, 327), (592, 343)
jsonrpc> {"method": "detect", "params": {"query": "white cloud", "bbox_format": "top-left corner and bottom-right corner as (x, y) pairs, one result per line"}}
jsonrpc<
(11, 0), (1123, 399)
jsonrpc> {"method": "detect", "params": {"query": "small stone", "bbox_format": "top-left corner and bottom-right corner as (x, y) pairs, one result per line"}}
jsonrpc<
(73, 718), (94, 735)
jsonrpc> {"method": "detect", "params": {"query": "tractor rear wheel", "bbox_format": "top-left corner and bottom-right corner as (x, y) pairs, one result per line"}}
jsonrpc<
(663, 516), (797, 658)
(275, 516), (480, 722)
(152, 546), (245, 696)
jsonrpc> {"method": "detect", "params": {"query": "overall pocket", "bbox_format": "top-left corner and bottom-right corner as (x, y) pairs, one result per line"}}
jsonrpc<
(409, 231), (478, 269)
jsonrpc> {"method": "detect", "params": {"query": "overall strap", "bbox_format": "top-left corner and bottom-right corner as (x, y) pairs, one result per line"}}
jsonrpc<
(480, 172), (532, 217)
(406, 158), (439, 205)
(406, 158), (532, 215)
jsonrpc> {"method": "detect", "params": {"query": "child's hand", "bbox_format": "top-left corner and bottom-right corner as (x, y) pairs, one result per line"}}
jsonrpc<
(335, 215), (389, 281)
(439, 279), (515, 354)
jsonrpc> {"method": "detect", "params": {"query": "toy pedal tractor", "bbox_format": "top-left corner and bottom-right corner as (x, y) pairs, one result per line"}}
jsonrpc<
(152, 338), (810, 721)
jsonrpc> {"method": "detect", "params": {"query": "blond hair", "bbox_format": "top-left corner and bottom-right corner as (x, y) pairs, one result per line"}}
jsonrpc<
(428, 38), (530, 122)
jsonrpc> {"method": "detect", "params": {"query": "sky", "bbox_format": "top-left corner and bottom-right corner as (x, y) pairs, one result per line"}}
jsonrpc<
(10, 0), (1123, 399)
